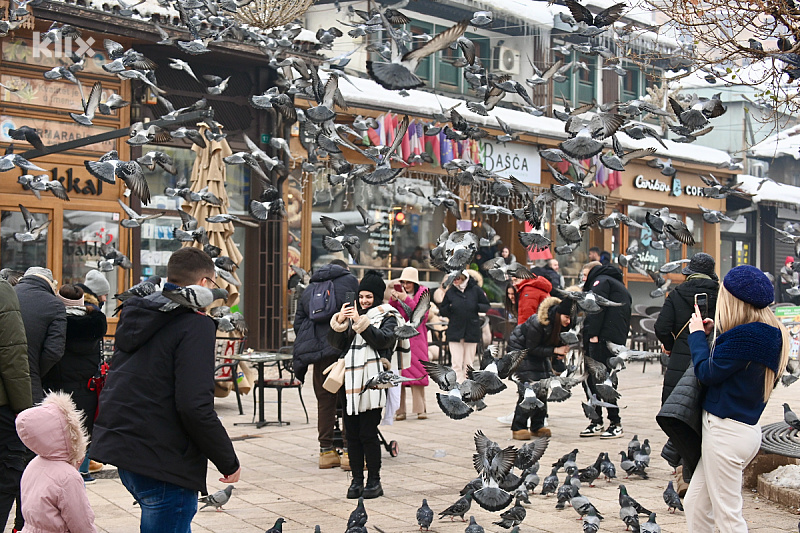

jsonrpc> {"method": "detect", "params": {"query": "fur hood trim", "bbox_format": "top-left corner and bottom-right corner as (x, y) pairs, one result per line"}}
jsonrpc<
(16, 391), (88, 468)
(537, 297), (562, 326)
(466, 269), (484, 287)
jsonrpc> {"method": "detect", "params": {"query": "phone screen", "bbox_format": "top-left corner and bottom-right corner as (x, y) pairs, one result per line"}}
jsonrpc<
(345, 291), (356, 307)
(695, 293), (708, 318)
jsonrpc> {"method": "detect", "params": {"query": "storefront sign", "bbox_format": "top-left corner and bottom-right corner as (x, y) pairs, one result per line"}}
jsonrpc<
(634, 175), (706, 197)
(0, 115), (115, 152)
(1, 75), (118, 114)
(478, 140), (540, 184)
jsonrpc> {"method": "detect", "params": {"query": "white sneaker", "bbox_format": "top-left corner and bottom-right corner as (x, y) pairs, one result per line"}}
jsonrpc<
(497, 412), (514, 425)
(580, 423), (604, 437)
(600, 424), (624, 439)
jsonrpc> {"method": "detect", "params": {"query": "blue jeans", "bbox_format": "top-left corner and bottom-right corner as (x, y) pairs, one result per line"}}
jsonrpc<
(118, 469), (198, 533)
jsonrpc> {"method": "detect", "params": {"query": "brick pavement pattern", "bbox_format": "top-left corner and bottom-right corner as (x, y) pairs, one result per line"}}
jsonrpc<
(73, 363), (799, 532)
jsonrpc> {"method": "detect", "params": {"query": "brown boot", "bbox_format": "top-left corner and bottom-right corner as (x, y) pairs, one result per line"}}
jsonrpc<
(340, 451), (351, 471)
(532, 428), (552, 438)
(319, 449), (340, 469)
(512, 430), (532, 440)
(675, 465), (689, 497)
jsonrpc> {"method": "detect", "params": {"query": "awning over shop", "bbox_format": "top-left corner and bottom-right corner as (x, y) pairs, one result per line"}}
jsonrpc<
(737, 174), (800, 206)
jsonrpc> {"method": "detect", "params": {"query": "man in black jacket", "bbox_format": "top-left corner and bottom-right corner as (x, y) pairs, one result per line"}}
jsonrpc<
(91, 248), (240, 532)
(293, 259), (358, 469)
(580, 263), (631, 439)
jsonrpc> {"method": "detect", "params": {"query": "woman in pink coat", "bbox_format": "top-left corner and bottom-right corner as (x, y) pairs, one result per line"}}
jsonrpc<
(390, 267), (430, 420)
(15, 391), (96, 533)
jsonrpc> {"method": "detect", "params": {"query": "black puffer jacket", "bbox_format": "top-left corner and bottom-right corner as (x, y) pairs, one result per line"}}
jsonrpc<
(656, 364), (704, 482)
(0, 279), (31, 413)
(655, 277), (719, 403)
(510, 297), (566, 375)
(292, 264), (359, 382)
(43, 307), (107, 435)
(438, 277), (490, 343)
(14, 276), (66, 404)
(91, 294), (239, 493)
(582, 265), (631, 356)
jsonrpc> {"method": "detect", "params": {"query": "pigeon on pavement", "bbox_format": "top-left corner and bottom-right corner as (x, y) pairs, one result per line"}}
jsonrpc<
(663, 481), (683, 513)
(416, 499), (433, 531)
(198, 485), (234, 511)
(784, 403), (800, 431)
(439, 490), (473, 521)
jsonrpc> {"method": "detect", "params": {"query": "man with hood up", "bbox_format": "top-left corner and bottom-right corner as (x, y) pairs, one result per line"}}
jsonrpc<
(91, 247), (240, 532)
(580, 262), (631, 439)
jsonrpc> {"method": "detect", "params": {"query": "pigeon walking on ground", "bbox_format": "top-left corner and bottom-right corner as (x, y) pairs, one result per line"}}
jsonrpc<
(416, 499), (433, 531)
(641, 512), (661, 533)
(198, 485), (234, 511)
(663, 481), (683, 513)
(464, 516), (483, 533)
(439, 490), (473, 521)
(784, 403), (800, 431)
(348, 497), (368, 529)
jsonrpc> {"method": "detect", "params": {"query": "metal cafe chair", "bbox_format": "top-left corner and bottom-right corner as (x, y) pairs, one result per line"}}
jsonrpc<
(251, 346), (308, 426)
(214, 337), (247, 415)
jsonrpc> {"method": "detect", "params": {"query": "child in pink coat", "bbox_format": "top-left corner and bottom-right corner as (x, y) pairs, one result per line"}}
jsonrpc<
(15, 391), (96, 533)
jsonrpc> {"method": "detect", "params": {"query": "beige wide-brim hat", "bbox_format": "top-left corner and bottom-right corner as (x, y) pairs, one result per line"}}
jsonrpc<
(397, 267), (420, 285)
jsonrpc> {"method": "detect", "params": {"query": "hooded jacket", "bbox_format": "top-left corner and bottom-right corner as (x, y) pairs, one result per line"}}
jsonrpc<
(582, 265), (632, 348)
(0, 279), (32, 413)
(16, 391), (96, 533)
(515, 276), (553, 325)
(15, 275), (67, 405)
(437, 277), (490, 343)
(90, 294), (239, 493)
(514, 297), (566, 375)
(654, 277), (719, 403)
(656, 365), (704, 482)
(43, 305), (107, 436)
(292, 264), (359, 382)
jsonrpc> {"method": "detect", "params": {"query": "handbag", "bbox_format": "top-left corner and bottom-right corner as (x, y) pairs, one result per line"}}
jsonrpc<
(322, 358), (346, 394)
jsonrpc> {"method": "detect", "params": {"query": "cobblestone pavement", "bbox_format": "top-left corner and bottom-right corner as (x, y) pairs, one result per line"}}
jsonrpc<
(73, 361), (799, 533)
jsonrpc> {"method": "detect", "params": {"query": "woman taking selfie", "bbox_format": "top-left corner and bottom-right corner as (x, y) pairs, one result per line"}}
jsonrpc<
(685, 265), (789, 532)
(329, 270), (405, 500)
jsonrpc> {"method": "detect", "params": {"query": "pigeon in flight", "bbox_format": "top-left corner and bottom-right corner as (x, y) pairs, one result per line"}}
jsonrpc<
(161, 283), (228, 312)
(118, 199), (164, 228)
(13, 204), (50, 242)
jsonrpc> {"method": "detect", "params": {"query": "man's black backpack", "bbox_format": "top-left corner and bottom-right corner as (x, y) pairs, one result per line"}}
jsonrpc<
(309, 279), (337, 323)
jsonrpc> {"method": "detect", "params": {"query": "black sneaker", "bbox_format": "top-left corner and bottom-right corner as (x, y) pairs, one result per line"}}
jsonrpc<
(346, 478), (364, 499)
(600, 424), (624, 439)
(579, 423), (604, 437)
(363, 479), (383, 499)
(81, 473), (97, 485)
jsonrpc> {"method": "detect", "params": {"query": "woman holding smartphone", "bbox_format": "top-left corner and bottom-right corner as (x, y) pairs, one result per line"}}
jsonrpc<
(389, 267), (429, 420)
(328, 270), (405, 500)
(684, 265), (789, 532)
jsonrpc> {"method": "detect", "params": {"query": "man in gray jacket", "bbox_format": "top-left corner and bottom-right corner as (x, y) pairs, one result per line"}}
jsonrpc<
(0, 278), (32, 532)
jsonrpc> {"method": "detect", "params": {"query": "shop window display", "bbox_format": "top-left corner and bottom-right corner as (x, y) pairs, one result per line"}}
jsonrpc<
(141, 144), (250, 214)
(0, 208), (48, 273)
(61, 210), (120, 317)
(310, 170), (443, 272)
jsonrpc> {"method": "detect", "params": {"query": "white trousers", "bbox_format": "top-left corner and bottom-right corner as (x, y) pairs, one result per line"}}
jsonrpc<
(448, 341), (477, 383)
(685, 411), (761, 533)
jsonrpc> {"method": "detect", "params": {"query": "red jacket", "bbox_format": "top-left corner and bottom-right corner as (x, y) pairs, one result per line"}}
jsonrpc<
(516, 276), (553, 325)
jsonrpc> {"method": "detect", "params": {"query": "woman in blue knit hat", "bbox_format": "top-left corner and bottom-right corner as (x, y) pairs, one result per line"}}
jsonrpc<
(685, 265), (789, 533)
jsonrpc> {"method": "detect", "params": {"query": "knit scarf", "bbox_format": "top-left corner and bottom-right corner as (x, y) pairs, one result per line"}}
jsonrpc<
(343, 305), (410, 415)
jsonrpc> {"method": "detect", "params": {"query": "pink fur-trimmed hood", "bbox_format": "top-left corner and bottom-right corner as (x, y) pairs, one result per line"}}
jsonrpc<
(16, 391), (88, 468)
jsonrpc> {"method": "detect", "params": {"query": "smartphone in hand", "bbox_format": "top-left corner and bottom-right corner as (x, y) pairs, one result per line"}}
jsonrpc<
(345, 291), (356, 309)
(695, 293), (708, 319)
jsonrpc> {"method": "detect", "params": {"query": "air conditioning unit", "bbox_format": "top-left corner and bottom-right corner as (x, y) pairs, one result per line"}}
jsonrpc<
(495, 46), (521, 75)
(749, 160), (768, 178)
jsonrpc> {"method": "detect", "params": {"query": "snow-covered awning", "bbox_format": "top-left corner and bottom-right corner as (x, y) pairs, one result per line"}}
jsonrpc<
(749, 124), (800, 160)
(329, 74), (734, 167)
(737, 174), (800, 205)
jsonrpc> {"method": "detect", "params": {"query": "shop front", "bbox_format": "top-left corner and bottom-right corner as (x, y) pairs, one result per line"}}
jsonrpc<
(0, 27), (131, 327)
(600, 162), (729, 306)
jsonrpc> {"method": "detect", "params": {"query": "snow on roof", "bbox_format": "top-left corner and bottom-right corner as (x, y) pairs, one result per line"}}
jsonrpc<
(749, 124), (800, 160)
(464, 0), (556, 29)
(329, 74), (732, 166)
(737, 174), (800, 205)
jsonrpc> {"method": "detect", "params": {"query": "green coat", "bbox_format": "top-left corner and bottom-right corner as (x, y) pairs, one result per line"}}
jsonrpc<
(0, 279), (32, 412)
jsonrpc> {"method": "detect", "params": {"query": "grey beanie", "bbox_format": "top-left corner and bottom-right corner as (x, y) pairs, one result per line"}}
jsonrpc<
(23, 267), (54, 282)
(84, 270), (110, 297)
